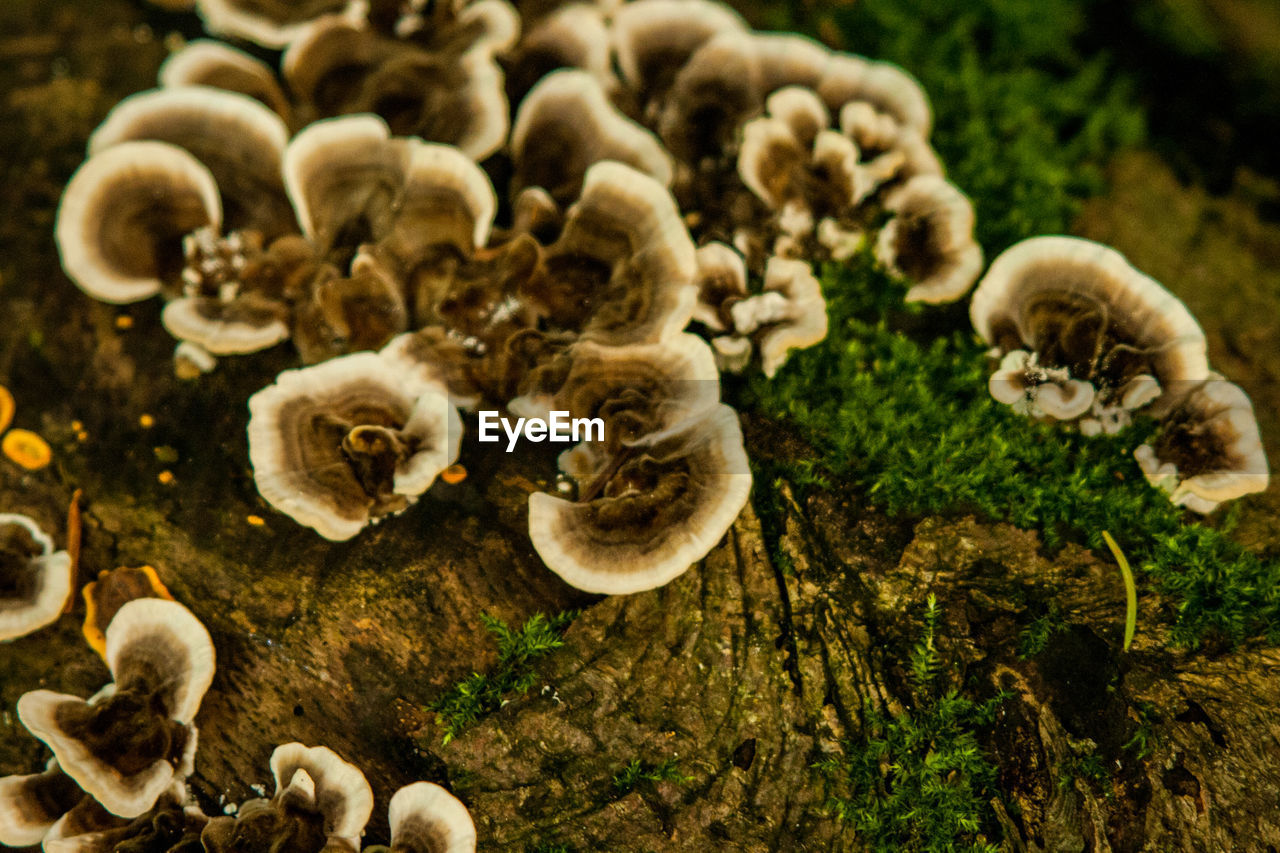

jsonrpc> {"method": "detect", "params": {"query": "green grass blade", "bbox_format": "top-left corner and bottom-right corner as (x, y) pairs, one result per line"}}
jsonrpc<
(1102, 530), (1137, 650)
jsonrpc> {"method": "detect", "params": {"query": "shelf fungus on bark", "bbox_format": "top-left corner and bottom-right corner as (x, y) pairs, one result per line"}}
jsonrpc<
(88, 86), (295, 240)
(816, 51), (933, 139)
(56, 140), (222, 304)
(248, 351), (463, 540)
(159, 39), (292, 120)
(511, 69), (673, 206)
(81, 565), (176, 661)
(691, 242), (748, 333)
(526, 161), (697, 346)
(528, 403), (751, 594)
(196, 0), (361, 49)
(386, 782), (476, 853)
(875, 173), (983, 303)
(202, 743), (374, 853)
(719, 255), (827, 378)
(971, 236), (1211, 432)
(42, 787), (203, 853)
(15, 599), (214, 818)
(0, 761), (85, 847)
(281, 13), (509, 160)
(510, 332), (721, 453)
(504, 2), (612, 105)
(612, 0), (747, 120)
(0, 513), (74, 642)
(1134, 378), (1269, 513)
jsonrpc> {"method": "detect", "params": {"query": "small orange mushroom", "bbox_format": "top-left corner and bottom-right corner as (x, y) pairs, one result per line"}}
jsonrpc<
(0, 385), (14, 433)
(441, 463), (468, 485)
(81, 564), (174, 659)
(3, 429), (52, 470)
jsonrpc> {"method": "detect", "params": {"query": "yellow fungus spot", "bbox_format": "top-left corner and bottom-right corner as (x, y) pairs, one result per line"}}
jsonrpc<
(115, 315), (134, 330)
(441, 463), (467, 485)
(157, 470), (175, 485)
(71, 420), (84, 431)
(3, 429), (52, 470)
(0, 386), (14, 434)
(82, 565), (173, 659)
(139, 413), (155, 428)
(246, 514), (266, 526)
(76, 430), (89, 442)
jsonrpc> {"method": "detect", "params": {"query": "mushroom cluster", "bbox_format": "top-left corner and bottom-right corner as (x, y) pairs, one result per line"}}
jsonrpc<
(1, 589), (476, 852)
(971, 236), (1269, 511)
(0, 598), (213, 847)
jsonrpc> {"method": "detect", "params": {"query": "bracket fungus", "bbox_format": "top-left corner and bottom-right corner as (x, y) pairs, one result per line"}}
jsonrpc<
(719, 255), (828, 378)
(16, 598), (214, 818)
(386, 782), (476, 853)
(0, 513), (73, 642)
(528, 403), (751, 595)
(0, 761), (85, 847)
(201, 743), (373, 853)
(971, 236), (1211, 433)
(1135, 378), (1269, 513)
(247, 351), (463, 541)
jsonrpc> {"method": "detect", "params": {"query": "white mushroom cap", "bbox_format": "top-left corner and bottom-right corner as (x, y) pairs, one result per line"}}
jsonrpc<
(528, 404), (752, 594)
(0, 762), (84, 847)
(970, 236), (1211, 398)
(875, 174), (982, 304)
(197, 0), (359, 49)
(268, 743), (373, 850)
(247, 351), (462, 540)
(388, 782), (476, 853)
(158, 39), (291, 118)
(750, 32), (831, 93)
(511, 69), (673, 203)
(56, 141), (222, 304)
(0, 513), (73, 642)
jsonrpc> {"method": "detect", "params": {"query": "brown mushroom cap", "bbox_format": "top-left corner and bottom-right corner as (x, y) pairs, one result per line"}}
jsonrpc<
(658, 29), (764, 165)
(511, 69), (673, 206)
(56, 141), (222, 304)
(282, 17), (509, 160)
(158, 39), (291, 121)
(612, 0), (746, 113)
(0, 513), (73, 642)
(248, 351), (463, 540)
(971, 236), (1211, 415)
(283, 114), (410, 259)
(89, 86), (294, 239)
(292, 249), (409, 364)
(510, 332), (721, 451)
(105, 598), (216, 724)
(987, 349), (1096, 421)
(817, 52), (933, 138)
(0, 761), (85, 847)
(1135, 378), (1269, 513)
(197, 0), (357, 49)
(875, 173), (982, 304)
(528, 403), (752, 594)
(387, 782), (476, 853)
(162, 292), (292, 356)
(504, 2), (612, 105)
(692, 242), (748, 332)
(528, 161), (697, 345)
(268, 743), (373, 850)
(42, 787), (199, 852)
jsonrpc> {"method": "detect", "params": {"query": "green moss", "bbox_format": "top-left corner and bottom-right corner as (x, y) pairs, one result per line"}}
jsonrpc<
(611, 757), (692, 796)
(1016, 604), (1067, 660)
(428, 611), (578, 745)
(816, 596), (1004, 852)
(744, 254), (1280, 646)
(824, 0), (1146, 252)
